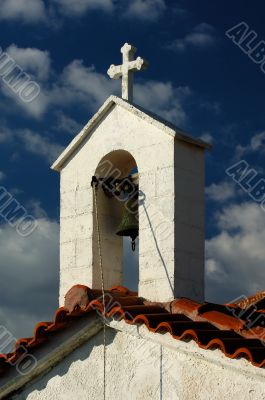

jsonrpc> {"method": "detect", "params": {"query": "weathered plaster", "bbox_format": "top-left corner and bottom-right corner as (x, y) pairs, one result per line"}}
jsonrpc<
(9, 318), (265, 400)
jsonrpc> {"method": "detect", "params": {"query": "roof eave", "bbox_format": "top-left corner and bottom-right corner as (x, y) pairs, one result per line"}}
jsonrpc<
(0, 315), (103, 400)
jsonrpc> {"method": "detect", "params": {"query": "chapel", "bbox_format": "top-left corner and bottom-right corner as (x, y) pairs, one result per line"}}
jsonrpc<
(0, 43), (265, 400)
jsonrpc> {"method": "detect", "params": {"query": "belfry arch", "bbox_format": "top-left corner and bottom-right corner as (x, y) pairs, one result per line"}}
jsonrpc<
(92, 150), (139, 290)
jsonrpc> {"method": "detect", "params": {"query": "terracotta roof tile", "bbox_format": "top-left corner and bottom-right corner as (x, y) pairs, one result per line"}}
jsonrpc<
(234, 290), (265, 309)
(0, 285), (265, 378)
(170, 298), (201, 319)
(199, 311), (245, 331)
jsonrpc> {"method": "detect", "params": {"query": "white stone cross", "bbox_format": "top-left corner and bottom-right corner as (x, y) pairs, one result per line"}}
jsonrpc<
(107, 43), (148, 102)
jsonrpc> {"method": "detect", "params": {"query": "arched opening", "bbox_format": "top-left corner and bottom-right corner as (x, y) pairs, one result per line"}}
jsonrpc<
(92, 150), (139, 291)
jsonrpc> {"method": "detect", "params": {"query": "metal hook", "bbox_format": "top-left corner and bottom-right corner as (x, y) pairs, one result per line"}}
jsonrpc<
(91, 176), (99, 189)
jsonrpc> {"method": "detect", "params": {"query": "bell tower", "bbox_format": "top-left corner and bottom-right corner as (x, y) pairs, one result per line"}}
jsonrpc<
(52, 43), (210, 305)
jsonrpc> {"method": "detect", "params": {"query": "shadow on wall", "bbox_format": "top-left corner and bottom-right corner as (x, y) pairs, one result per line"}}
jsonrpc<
(18, 327), (115, 398)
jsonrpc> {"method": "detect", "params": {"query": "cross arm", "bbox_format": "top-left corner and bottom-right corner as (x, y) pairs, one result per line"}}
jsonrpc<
(107, 64), (122, 80)
(128, 57), (149, 72)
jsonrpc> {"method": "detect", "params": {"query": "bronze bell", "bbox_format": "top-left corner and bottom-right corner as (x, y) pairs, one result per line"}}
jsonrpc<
(116, 198), (138, 251)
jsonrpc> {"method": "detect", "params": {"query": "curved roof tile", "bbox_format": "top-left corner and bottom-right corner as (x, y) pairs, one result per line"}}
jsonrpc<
(0, 284), (265, 377)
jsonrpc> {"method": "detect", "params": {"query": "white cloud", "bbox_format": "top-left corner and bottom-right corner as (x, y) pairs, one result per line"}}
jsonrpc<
(58, 60), (119, 110)
(123, 0), (166, 21)
(199, 132), (213, 144)
(0, 0), (46, 23)
(206, 181), (236, 202)
(0, 124), (63, 163)
(18, 129), (64, 163)
(6, 45), (51, 81)
(168, 23), (217, 52)
(15, 57), (189, 125)
(0, 47), (191, 126)
(0, 218), (59, 340)
(11, 91), (49, 119)
(53, 0), (166, 20)
(236, 131), (265, 158)
(0, 51), (191, 171)
(1, 59), (117, 119)
(134, 81), (191, 125)
(206, 202), (265, 303)
(59, 60), (191, 125)
(55, 111), (82, 135)
(0, 45), (51, 118)
(215, 202), (265, 234)
(0, 82), (48, 119)
(0, 0), (169, 24)
(52, 0), (114, 15)
(250, 131), (265, 151)
(0, 126), (12, 143)
(25, 199), (48, 219)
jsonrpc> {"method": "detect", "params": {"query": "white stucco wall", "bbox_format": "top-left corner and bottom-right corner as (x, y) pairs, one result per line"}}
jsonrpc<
(12, 321), (265, 400)
(58, 100), (205, 304)
(174, 141), (205, 300)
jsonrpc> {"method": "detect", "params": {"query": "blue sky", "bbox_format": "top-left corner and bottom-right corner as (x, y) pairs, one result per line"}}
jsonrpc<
(0, 0), (265, 339)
